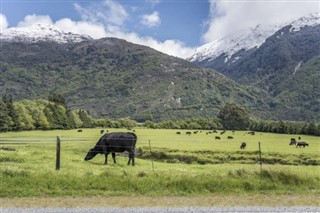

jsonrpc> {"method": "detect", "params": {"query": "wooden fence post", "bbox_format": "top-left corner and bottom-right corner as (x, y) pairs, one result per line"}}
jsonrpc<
(258, 141), (262, 175)
(148, 139), (155, 173)
(56, 136), (61, 171)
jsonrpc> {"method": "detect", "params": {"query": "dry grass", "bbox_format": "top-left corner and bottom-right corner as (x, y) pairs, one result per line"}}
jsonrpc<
(1, 194), (320, 207)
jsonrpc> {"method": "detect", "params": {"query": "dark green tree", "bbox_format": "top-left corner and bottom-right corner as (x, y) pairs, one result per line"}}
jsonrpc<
(1, 94), (18, 130)
(218, 103), (250, 130)
(48, 93), (67, 108)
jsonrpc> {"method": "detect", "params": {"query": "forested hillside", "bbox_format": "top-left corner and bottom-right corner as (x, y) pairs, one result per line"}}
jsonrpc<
(0, 38), (270, 121)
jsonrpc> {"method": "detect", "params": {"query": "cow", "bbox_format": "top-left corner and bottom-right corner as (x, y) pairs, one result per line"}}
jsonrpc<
(176, 132), (181, 135)
(227, 136), (233, 139)
(240, 142), (246, 149)
(100, 130), (104, 134)
(289, 138), (296, 145)
(215, 136), (221, 140)
(186, 131), (192, 135)
(84, 132), (137, 166)
(296, 142), (309, 148)
(77, 129), (82, 132)
(220, 130), (226, 135)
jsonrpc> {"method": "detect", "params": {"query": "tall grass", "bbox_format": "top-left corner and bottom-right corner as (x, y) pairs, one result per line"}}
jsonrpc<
(1, 128), (319, 197)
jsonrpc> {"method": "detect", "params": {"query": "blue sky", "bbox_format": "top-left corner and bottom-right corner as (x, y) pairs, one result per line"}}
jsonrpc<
(1, 0), (318, 58)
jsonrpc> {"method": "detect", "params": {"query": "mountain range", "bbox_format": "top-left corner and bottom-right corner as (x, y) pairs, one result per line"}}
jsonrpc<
(0, 14), (319, 121)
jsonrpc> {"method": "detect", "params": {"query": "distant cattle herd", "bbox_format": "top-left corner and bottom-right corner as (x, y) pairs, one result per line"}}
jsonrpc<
(82, 129), (310, 166)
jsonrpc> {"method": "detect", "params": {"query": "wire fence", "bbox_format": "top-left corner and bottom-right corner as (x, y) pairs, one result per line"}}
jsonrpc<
(0, 134), (269, 175)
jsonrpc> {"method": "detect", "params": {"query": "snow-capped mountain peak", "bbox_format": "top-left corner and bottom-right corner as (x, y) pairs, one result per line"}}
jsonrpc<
(189, 24), (278, 63)
(0, 23), (92, 43)
(189, 13), (320, 63)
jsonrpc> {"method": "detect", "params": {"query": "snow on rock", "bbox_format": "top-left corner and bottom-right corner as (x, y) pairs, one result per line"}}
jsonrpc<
(0, 23), (92, 43)
(189, 13), (320, 63)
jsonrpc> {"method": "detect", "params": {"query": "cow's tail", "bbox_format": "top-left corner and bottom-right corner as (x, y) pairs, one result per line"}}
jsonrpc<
(129, 132), (137, 147)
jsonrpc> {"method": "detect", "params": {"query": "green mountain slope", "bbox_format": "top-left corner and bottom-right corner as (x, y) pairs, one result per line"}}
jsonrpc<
(193, 25), (320, 121)
(0, 38), (269, 121)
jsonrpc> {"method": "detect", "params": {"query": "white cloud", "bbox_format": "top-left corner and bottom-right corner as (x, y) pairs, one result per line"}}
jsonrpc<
(17, 14), (53, 27)
(203, 1), (319, 43)
(108, 30), (195, 58)
(0, 13), (9, 33)
(141, 11), (161, 27)
(74, 0), (128, 27)
(55, 18), (107, 39)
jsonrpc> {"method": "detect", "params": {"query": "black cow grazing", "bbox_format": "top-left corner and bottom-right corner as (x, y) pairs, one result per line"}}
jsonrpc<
(212, 130), (218, 133)
(84, 132), (137, 166)
(250, 131), (255, 135)
(289, 138), (296, 145)
(240, 142), (246, 149)
(296, 142), (309, 148)
(193, 131), (198, 134)
(77, 129), (82, 132)
(298, 136), (301, 140)
(186, 131), (192, 135)
(220, 130), (226, 135)
(227, 136), (233, 139)
(176, 132), (181, 135)
(215, 136), (221, 140)
(100, 130), (104, 134)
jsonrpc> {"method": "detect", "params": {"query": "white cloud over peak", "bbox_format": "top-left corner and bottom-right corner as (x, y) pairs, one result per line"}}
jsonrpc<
(17, 14), (53, 27)
(0, 13), (9, 32)
(203, 1), (319, 43)
(141, 11), (161, 27)
(55, 18), (107, 39)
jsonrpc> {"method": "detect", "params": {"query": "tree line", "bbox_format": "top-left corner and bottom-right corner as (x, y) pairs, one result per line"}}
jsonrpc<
(0, 94), (319, 136)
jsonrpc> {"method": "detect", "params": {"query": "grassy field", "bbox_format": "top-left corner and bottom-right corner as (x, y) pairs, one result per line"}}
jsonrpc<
(1, 128), (320, 199)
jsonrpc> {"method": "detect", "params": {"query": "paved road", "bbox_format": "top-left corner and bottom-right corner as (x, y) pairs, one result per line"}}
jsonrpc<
(2, 206), (320, 212)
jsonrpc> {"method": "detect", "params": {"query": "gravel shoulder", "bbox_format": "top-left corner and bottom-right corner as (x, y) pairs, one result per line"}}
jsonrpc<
(1, 195), (320, 212)
(1, 206), (320, 213)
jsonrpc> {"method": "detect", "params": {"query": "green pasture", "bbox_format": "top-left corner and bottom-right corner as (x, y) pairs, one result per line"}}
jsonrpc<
(1, 128), (320, 197)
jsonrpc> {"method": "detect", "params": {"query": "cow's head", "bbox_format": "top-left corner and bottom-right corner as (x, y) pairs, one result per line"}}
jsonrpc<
(84, 148), (98, 161)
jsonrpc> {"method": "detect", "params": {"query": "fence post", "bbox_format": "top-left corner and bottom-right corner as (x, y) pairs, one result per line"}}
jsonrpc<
(258, 141), (262, 175)
(148, 139), (155, 173)
(56, 136), (61, 171)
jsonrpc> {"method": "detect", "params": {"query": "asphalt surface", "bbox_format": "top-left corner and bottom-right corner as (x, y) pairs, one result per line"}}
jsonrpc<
(1, 206), (320, 212)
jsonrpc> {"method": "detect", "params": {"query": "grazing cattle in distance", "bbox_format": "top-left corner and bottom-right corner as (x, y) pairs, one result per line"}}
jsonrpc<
(296, 142), (309, 148)
(193, 131), (198, 134)
(289, 138), (296, 145)
(84, 132), (137, 166)
(176, 132), (181, 135)
(298, 136), (301, 140)
(212, 130), (218, 133)
(77, 129), (82, 132)
(215, 136), (221, 140)
(250, 131), (255, 135)
(240, 142), (246, 149)
(100, 130), (104, 134)
(227, 136), (233, 139)
(220, 130), (226, 135)
(186, 131), (192, 135)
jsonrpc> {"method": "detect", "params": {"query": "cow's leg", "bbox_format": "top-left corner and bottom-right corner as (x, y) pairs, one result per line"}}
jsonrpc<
(112, 152), (116, 164)
(128, 152), (135, 166)
(127, 156), (131, 165)
(104, 153), (109, 165)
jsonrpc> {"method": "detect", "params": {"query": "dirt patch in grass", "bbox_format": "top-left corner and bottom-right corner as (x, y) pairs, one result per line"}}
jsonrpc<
(1, 194), (320, 207)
